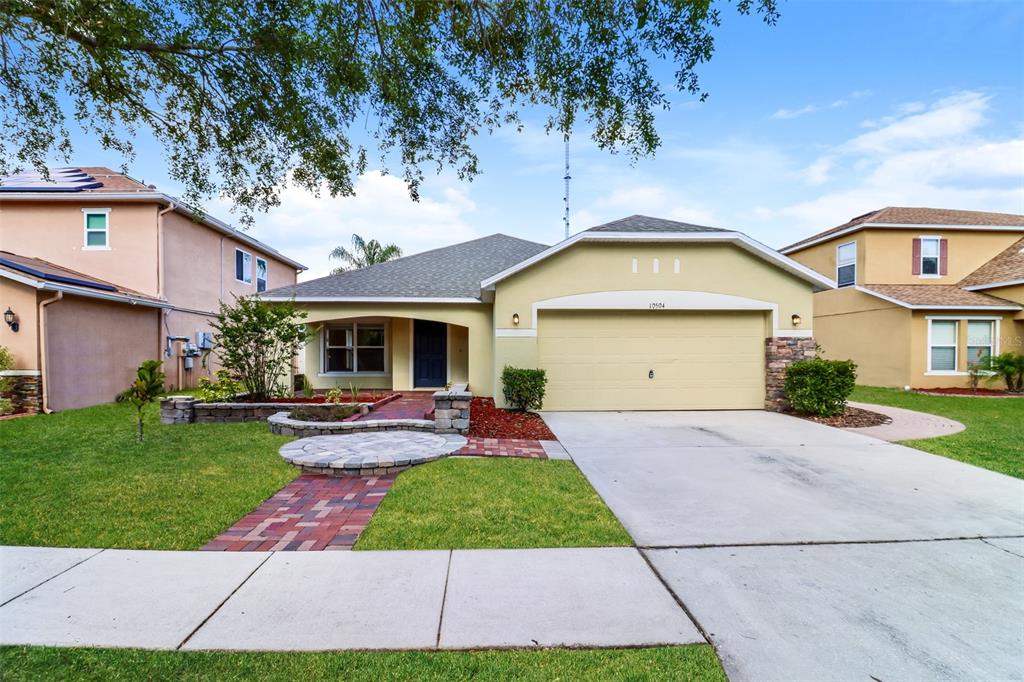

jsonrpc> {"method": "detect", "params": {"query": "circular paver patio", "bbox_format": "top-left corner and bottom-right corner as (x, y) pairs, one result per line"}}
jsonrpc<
(280, 431), (467, 476)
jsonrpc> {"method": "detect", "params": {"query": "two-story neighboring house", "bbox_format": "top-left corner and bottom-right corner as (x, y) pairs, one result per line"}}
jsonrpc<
(0, 167), (304, 412)
(781, 207), (1024, 389)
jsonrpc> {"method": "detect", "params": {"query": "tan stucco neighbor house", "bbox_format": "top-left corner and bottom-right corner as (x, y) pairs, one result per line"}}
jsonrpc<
(263, 215), (834, 411)
(781, 207), (1024, 390)
(0, 167), (304, 412)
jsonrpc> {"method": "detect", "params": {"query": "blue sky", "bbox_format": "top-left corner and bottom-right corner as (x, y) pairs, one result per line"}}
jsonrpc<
(64, 1), (1024, 278)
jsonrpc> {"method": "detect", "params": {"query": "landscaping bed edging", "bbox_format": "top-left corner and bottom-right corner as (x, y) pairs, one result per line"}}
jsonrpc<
(160, 392), (397, 425)
(268, 411), (435, 437)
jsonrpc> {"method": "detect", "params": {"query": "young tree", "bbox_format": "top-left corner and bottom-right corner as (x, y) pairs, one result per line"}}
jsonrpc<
(1, 1), (778, 222)
(212, 297), (307, 400)
(330, 234), (403, 273)
(118, 360), (166, 442)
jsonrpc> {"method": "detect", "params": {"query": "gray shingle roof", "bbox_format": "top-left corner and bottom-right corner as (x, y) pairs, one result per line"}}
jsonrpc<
(263, 233), (548, 300)
(585, 214), (728, 233)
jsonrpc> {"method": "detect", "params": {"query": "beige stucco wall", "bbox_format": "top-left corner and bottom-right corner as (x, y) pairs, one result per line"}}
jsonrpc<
(490, 241), (816, 405)
(0, 201), (161, 295)
(787, 232), (866, 286)
(298, 304), (492, 393)
(910, 311), (1023, 389)
(45, 295), (161, 410)
(0, 279), (42, 369)
(811, 287), (911, 387)
(984, 283), (1024, 305)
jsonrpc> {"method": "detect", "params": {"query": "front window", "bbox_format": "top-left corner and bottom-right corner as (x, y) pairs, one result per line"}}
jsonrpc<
(256, 258), (267, 292)
(967, 321), (994, 368)
(83, 210), (109, 248)
(929, 320), (958, 372)
(836, 242), (856, 287)
(920, 237), (940, 276)
(235, 249), (252, 283)
(323, 323), (386, 373)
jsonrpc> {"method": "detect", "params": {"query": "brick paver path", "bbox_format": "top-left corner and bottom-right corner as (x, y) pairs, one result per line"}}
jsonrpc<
(201, 474), (395, 551)
(358, 392), (435, 420)
(456, 437), (548, 459)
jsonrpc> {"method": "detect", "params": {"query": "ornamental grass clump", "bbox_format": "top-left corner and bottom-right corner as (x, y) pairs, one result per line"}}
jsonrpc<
(783, 358), (857, 417)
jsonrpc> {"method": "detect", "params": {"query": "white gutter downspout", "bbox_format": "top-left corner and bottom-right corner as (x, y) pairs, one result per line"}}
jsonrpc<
(38, 291), (63, 413)
(157, 201), (176, 299)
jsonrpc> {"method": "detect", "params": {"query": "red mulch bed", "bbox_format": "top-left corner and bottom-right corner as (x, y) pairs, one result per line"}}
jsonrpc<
(914, 387), (1022, 397)
(791, 405), (892, 428)
(468, 397), (556, 440)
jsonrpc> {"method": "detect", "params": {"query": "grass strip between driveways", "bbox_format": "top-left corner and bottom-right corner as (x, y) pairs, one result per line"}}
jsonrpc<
(851, 386), (1024, 479)
(356, 457), (632, 550)
(0, 400), (297, 550)
(0, 645), (727, 681)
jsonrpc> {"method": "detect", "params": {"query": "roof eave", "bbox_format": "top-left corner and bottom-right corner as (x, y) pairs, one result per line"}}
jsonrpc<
(781, 222), (1024, 254)
(855, 285), (1022, 311)
(481, 230), (836, 292)
(1, 266), (172, 309)
(961, 278), (1024, 291)
(259, 295), (485, 304)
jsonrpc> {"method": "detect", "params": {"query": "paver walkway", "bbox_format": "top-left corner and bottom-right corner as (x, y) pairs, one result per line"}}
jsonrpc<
(201, 475), (394, 551)
(358, 392), (435, 420)
(0, 545), (703, 650)
(456, 437), (547, 458)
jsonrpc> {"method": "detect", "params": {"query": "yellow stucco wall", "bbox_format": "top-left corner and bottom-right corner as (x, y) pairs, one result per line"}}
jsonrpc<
(787, 233), (866, 286)
(0, 279), (41, 369)
(811, 288), (911, 387)
(863, 229), (1022, 284)
(298, 303), (491, 393)
(910, 311), (1024, 389)
(983, 283), (1024, 305)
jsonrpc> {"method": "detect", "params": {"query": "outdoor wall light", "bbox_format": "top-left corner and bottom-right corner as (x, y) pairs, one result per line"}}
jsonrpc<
(512, 313), (520, 326)
(4, 307), (18, 332)
(791, 313), (802, 327)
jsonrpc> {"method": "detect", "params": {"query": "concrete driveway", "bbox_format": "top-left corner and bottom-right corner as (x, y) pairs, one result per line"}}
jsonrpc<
(543, 410), (1024, 681)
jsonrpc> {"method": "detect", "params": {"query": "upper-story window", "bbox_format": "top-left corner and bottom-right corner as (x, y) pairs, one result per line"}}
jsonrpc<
(836, 241), (856, 287)
(914, 236), (947, 277)
(82, 208), (110, 249)
(256, 258), (268, 293)
(235, 248), (252, 284)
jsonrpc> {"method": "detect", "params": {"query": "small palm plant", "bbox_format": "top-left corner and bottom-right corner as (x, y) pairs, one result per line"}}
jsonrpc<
(330, 234), (402, 274)
(118, 360), (166, 442)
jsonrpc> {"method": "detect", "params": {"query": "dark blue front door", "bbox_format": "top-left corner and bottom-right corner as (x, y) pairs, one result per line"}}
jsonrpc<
(413, 320), (447, 388)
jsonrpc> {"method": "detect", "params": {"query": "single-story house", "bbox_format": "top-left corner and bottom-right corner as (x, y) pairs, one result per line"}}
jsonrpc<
(263, 216), (835, 410)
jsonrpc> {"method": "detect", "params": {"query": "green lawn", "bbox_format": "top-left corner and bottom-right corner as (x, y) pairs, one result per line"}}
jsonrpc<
(851, 386), (1024, 479)
(356, 457), (632, 550)
(0, 645), (725, 681)
(0, 401), (296, 549)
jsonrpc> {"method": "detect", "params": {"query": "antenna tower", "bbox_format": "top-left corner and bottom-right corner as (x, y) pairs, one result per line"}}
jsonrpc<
(562, 133), (571, 239)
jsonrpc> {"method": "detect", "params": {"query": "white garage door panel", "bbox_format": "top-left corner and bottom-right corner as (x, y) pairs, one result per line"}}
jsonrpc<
(538, 311), (765, 410)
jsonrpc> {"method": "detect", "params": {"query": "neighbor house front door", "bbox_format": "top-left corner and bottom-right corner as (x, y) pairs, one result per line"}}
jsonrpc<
(413, 320), (447, 388)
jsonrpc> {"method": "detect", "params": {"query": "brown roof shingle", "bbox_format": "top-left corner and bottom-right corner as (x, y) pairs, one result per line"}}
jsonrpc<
(782, 207), (1024, 253)
(862, 284), (1021, 308)
(959, 237), (1024, 289)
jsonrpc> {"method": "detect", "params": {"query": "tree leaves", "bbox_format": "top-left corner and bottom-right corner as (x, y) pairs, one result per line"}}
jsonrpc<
(1, 0), (779, 224)
(329, 233), (403, 273)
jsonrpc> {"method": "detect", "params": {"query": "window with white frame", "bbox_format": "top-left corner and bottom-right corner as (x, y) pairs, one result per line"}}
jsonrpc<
(928, 320), (958, 372)
(83, 209), (109, 248)
(323, 323), (385, 373)
(920, 237), (941, 276)
(966, 320), (995, 367)
(836, 242), (856, 287)
(256, 257), (268, 292)
(235, 249), (252, 283)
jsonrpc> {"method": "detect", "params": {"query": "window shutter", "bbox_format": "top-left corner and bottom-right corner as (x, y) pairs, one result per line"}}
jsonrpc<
(939, 238), (948, 276)
(911, 238), (921, 275)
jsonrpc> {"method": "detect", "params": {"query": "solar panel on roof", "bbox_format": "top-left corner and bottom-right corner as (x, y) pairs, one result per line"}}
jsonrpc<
(0, 167), (103, 192)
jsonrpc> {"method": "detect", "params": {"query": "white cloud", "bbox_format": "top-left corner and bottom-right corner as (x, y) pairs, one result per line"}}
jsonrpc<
(771, 90), (872, 120)
(846, 91), (989, 153)
(226, 171), (481, 280)
(570, 183), (718, 231)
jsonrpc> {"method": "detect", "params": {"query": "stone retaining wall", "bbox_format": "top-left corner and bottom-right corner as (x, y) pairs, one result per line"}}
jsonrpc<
(433, 385), (472, 434)
(1, 371), (43, 415)
(268, 412), (435, 437)
(160, 397), (370, 425)
(765, 336), (817, 411)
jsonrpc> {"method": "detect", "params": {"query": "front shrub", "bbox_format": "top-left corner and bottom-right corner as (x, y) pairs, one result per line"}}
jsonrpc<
(501, 366), (547, 411)
(197, 370), (245, 402)
(986, 352), (1024, 393)
(784, 358), (857, 417)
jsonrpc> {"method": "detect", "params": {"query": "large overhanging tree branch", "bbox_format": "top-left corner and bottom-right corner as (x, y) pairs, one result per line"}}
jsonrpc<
(1, 0), (778, 224)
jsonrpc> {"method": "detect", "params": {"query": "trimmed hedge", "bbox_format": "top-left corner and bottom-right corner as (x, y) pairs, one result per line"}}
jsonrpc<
(501, 366), (547, 411)
(784, 358), (857, 417)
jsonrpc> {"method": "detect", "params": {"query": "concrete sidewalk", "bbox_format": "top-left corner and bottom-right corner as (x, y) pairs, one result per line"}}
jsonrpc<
(0, 545), (702, 651)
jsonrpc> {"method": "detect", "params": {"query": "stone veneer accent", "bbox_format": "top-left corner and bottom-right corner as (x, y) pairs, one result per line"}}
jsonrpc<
(1, 371), (43, 415)
(765, 336), (817, 411)
(268, 411), (435, 437)
(433, 384), (472, 434)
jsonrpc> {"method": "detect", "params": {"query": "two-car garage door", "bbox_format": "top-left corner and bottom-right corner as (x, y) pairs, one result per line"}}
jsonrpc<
(537, 310), (765, 410)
